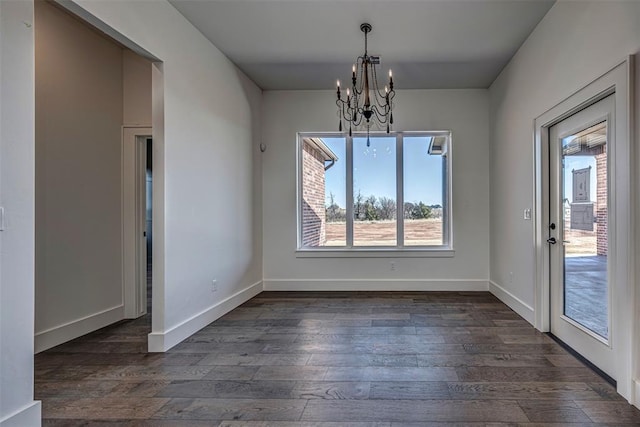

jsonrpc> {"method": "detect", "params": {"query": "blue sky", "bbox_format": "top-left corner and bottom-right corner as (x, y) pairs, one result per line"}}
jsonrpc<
(322, 136), (443, 208)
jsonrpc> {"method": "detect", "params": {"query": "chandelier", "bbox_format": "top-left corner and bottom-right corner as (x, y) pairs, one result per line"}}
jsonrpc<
(336, 23), (395, 147)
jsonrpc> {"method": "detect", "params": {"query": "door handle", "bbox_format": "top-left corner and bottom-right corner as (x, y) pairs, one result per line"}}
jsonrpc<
(547, 237), (557, 244)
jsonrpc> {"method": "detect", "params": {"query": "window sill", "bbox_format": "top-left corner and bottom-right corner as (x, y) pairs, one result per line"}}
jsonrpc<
(295, 248), (455, 258)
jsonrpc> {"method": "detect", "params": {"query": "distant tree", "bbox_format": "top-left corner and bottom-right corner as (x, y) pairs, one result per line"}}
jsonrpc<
(412, 202), (432, 219)
(403, 202), (415, 219)
(364, 195), (378, 221)
(354, 190), (364, 220)
(411, 204), (421, 219)
(353, 193), (432, 221)
(377, 197), (396, 220)
(328, 192), (335, 206)
(325, 192), (344, 222)
(404, 201), (432, 219)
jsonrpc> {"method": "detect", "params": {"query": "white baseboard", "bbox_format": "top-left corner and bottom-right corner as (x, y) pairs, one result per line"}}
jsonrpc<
(148, 281), (263, 352)
(35, 305), (124, 353)
(489, 280), (535, 325)
(0, 401), (41, 427)
(633, 379), (640, 409)
(263, 279), (489, 292)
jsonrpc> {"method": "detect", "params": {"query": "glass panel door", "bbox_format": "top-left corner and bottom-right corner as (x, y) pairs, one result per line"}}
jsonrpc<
(549, 94), (615, 379)
(561, 122), (608, 339)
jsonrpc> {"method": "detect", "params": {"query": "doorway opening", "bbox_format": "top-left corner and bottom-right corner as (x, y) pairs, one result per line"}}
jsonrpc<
(33, 0), (159, 353)
(145, 138), (153, 314)
(123, 128), (153, 320)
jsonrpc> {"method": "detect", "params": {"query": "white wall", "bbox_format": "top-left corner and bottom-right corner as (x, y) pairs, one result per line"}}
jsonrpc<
(489, 0), (640, 404)
(262, 89), (489, 290)
(123, 50), (152, 126)
(34, 0), (126, 352)
(0, 0), (41, 425)
(64, 0), (263, 351)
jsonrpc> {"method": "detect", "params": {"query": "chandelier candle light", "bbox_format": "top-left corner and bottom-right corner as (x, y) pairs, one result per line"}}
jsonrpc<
(336, 23), (395, 147)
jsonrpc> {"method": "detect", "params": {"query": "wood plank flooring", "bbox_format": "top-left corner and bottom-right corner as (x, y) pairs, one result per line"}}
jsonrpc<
(36, 291), (640, 425)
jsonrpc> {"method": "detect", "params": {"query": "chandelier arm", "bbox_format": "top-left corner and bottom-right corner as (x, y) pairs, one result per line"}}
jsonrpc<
(341, 103), (351, 123)
(371, 67), (384, 98)
(355, 56), (365, 95)
(344, 108), (355, 122)
(346, 107), (357, 123)
(368, 82), (387, 109)
(339, 84), (364, 123)
(353, 111), (365, 127)
(371, 94), (389, 110)
(349, 96), (358, 121)
(370, 105), (390, 124)
(372, 93), (388, 109)
(370, 65), (389, 102)
(352, 91), (360, 111)
(385, 93), (395, 111)
(337, 99), (356, 123)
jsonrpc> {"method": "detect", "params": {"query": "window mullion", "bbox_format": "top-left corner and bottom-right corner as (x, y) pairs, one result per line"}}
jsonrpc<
(346, 135), (354, 248)
(396, 133), (404, 247)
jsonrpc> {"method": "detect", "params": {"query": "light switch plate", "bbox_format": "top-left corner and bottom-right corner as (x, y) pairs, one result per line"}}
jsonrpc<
(523, 208), (532, 220)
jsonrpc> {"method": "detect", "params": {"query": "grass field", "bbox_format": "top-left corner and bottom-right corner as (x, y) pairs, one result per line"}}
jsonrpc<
(325, 218), (443, 246)
(324, 218), (601, 254)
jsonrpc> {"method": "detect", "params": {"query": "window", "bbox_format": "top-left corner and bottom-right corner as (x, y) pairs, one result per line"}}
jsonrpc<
(298, 132), (451, 251)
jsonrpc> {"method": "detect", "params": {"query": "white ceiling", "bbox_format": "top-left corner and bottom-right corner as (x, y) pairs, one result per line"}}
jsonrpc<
(169, 0), (555, 90)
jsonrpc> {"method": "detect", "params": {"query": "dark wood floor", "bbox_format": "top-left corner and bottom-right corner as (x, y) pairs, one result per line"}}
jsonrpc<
(36, 291), (640, 425)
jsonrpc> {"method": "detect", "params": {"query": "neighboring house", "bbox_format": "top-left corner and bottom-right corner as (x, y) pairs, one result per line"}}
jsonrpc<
(595, 148), (607, 256)
(301, 137), (338, 247)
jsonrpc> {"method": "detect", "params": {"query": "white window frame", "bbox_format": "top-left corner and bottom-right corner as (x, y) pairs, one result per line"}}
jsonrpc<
(296, 131), (454, 258)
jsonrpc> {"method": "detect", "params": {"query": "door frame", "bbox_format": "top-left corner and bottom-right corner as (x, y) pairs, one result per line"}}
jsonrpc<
(122, 126), (152, 319)
(533, 57), (635, 401)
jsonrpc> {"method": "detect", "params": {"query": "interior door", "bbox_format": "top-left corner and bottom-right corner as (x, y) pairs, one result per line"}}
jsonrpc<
(548, 94), (615, 379)
(136, 137), (148, 316)
(122, 127), (152, 319)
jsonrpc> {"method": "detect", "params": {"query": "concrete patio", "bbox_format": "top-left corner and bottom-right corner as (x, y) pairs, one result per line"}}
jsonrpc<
(564, 255), (608, 339)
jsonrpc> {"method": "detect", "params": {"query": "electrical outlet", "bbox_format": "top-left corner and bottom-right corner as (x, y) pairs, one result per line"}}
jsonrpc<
(390, 261), (396, 271)
(211, 279), (218, 292)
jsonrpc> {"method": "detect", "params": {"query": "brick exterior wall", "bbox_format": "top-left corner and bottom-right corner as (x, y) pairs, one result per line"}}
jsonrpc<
(302, 142), (326, 246)
(595, 151), (607, 256)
